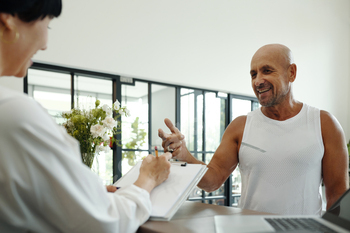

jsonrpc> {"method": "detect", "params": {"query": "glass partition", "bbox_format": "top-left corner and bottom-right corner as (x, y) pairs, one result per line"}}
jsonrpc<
(180, 88), (196, 153)
(230, 97), (257, 206)
(151, 84), (176, 151)
(27, 69), (71, 125)
(74, 75), (112, 109)
(121, 81), (149, 175)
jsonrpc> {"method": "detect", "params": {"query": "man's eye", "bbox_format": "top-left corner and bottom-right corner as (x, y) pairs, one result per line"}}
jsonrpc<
(251, 74), (256, 79)
(264, 70), (272, 74)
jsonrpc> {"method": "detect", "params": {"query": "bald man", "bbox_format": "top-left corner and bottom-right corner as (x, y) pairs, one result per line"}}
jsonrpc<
(159, 44), (349, 215)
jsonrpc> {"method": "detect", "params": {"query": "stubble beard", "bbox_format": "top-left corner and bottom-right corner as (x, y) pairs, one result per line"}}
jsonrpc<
(258, 89), (289, 108)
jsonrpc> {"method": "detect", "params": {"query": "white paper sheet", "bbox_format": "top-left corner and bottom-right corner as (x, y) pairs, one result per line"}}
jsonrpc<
(114, 162), (207, 219)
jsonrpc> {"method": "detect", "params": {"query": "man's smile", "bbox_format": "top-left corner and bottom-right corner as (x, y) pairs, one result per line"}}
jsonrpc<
(257, 87), (271, 94)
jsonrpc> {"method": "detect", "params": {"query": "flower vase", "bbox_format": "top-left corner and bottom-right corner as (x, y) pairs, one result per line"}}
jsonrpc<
(81, 152), (95, 168)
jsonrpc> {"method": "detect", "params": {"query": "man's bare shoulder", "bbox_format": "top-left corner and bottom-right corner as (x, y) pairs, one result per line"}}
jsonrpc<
(232, 115), (247, 125)
(224, 115), (247, 139)
(320, 110), (343, 133)
(320, 110), (346, 151)
(320, 109), (333, 120)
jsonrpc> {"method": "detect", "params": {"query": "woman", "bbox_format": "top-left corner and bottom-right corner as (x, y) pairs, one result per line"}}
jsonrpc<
(0, 1), (172, 232)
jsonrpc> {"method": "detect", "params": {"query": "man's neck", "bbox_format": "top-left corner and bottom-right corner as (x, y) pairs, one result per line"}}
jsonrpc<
(261, 100), (303, 121)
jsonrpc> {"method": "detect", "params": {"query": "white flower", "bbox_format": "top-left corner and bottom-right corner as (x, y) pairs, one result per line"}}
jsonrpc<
(113, 100), (121, 111)
(102, 104), (112, 116)
(102, 133), (110, 141)
(102, 117), (117, 130)
(124, 108), (131, 117)
(90, 124), (106, 138)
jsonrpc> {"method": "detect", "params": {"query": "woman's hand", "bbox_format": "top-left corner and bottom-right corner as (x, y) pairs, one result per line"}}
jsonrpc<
(134, 152), (172, 193)
(106, 185), (118, 193)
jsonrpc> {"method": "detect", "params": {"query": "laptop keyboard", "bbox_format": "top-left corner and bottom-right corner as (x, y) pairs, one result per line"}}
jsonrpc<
(264, 218), (338, 233)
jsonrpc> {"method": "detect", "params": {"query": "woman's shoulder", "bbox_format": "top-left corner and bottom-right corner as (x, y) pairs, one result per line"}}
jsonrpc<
(0, 86), (59, 134)
(0, 86), (80, 160)
(0, 86), (42, 116)
(0, 85), (28, 101)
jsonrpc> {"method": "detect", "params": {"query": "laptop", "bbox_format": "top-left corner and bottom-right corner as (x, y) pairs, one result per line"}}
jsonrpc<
(215, 188), (350, 233)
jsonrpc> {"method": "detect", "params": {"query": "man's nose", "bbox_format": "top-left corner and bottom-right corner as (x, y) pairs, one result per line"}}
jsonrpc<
(254, 73), (265, 87)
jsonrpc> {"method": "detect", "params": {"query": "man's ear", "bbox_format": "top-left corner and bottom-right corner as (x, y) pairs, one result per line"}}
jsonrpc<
(288, 63), (297, 83)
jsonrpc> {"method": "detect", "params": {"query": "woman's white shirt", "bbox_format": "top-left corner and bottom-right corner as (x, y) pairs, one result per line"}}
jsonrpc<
(0, 86), (151, 233)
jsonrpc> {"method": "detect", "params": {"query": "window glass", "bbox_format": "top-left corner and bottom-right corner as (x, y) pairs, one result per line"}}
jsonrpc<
(232, 98), (252, 120)
(151, 84), (176, 151)
(121, 82), (149, 174)
(74, 75), (112, 109)
(27, 69), (71, 124)
(252, 101), (260, 110)
(189, 186), (202, 199)
(205, 93), (225, 152)
(181, 90), (229, 204)
(196, 92), (203, 154)
(180, 88), (195, 152)
(189, 152), (203, 199)
(121, 151), (149, 175)
(204, 152), (214, 165)
(231, 98), (253, 202)
(205, 185), (225, 197)
(204, 199), (225, 206)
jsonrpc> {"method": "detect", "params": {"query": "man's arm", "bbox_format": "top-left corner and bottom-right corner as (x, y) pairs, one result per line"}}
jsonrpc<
(320, 110), (349, 209)
(158, 116), (246, 192)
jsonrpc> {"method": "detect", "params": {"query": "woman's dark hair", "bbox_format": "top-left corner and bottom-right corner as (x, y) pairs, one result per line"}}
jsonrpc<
(0, 0), (62, 22)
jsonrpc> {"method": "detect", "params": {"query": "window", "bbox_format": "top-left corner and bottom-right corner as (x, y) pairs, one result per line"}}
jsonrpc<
(120, 81), (149, 174)
(25, 63), (258, 206)
(230, 96), (259, 206)
(27, 69), (71, 125)
(180, 89), (228, 204)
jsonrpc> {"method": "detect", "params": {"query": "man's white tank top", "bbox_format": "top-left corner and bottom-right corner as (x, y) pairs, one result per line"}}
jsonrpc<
(238, 103), (324, 215)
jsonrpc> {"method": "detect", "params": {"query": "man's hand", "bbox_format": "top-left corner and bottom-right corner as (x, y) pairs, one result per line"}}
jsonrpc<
(158, 118), (187, 160)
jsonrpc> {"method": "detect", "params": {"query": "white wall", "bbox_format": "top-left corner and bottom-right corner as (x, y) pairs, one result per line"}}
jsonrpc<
(3, 0), (350, 139)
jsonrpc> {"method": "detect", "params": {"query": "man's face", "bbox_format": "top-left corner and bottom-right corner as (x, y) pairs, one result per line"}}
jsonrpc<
(250, 47), (292, 107)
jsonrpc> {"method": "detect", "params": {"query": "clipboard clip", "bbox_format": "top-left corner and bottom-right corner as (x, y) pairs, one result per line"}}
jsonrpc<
(171, 162), (187, 167)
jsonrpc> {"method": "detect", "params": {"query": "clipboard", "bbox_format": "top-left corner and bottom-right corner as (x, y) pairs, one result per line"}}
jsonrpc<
(114, 161), (208, 221)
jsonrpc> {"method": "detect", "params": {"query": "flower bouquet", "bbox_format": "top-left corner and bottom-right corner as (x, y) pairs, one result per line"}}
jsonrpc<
(61, 99), (129, 168)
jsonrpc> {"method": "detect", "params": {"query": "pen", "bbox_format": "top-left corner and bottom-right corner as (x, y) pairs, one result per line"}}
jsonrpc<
(155, 146), (158, 158)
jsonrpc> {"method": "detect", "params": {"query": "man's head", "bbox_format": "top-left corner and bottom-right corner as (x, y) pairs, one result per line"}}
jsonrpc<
(250, 44), (297, 107)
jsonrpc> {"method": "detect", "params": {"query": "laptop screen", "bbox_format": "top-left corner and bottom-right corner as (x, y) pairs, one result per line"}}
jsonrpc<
(323, 188), (350, 231)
